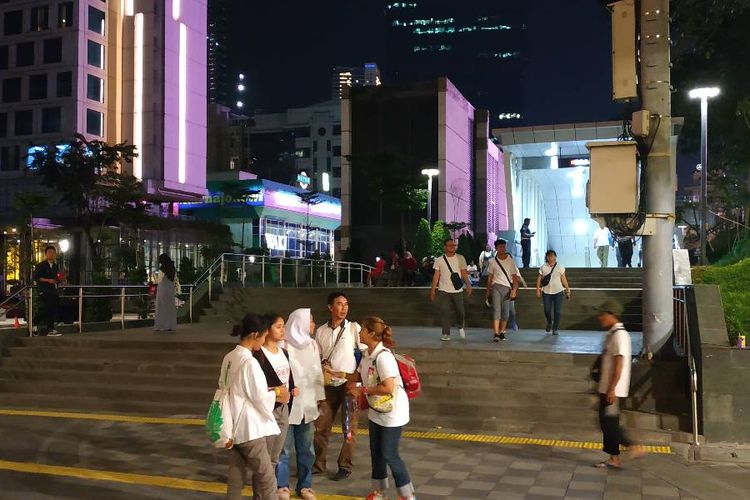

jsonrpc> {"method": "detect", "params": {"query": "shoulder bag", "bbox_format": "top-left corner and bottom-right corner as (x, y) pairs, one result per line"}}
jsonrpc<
(540, 263), (557, 288)
(322, 320), (348, 386)
(494, 257), (516, 301)
(443, 256), (465, 290)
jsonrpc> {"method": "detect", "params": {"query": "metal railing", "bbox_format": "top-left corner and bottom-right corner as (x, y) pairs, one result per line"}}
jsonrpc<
(673, 285), (700, 446)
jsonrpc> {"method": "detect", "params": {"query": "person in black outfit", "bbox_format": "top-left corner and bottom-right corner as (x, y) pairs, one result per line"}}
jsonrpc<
(617, 236), (635, 268)
(520, 218), (535, 268)
(33, 246), (61, 336)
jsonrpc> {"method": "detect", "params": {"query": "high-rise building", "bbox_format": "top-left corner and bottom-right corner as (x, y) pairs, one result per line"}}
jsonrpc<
(331, 63), (381, 100)
(207, 0), (229, 104)
(0, 0), (208, 214)
(383, 1), (527, 127)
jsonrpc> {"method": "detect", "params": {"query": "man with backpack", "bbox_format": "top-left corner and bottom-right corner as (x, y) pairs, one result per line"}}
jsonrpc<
(430, 238), (473, 341)
(313, 291), (364, 481)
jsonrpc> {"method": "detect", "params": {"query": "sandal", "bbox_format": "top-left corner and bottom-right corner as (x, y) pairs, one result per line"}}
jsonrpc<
(594, 460), (621, 469)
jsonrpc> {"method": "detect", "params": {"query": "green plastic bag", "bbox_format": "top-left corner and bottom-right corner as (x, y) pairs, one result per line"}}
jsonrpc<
(206, 361), (231, 447)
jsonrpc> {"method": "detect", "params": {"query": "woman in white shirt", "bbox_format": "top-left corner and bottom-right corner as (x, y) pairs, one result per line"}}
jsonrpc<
(221, 313), (290, 500)
(350, 317), (416, 500)
(277, 308), (324, 500)
(535, 250), (571, 335)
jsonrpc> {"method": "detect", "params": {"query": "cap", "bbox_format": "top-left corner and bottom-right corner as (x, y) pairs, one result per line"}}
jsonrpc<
(597, 300), (624, 317)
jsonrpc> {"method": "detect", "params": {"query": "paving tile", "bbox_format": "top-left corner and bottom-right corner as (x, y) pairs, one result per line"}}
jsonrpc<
(499, 475), (536, 486)
(527, 485), (569, 497)
(641, 485), (680, 497)
(458, 479), (496, 490)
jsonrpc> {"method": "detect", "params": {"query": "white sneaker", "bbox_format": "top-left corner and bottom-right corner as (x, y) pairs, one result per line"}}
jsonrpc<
(440, 334), (451, 341)
(47, 330), (62, 337)
(458, 328), (466, 339)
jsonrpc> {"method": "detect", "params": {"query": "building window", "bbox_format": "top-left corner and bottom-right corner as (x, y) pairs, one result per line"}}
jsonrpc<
(15, 110), (33, 136)
(3, 10), (22, 36)
(333, 167), (341, 177)
(2, 77), (21, 103)
(58, 2), (74, 28)
(16, 41), (34, 67)
(42, 107), (61, 133)
(29, 74), (48, 100)
(0, 112), (7, 137)
(313, 141), (318, 153)
(30, 6), (49, 31)
(293, 127), (310, 138)
(326, 140), (331, 151)
(88, 7), (105, 35)
(43, 38), (63, 63)
(326, 157), (331, 169)
(87, 74), (103, 102)
(333, 124), (341, 135)
(313, 158), (318, 170)
(1, 146), (18, 172)
(0, 45), (7, 69)
(87, 40), (104, 68)
(86, 109), (103, 136)
(332, 145), (341, 157)
(56, 71), (72, 97)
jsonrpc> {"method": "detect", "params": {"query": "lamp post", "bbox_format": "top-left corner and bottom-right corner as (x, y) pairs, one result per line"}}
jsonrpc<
(421, 168), (439, 224)
(689, 86), (720, 265)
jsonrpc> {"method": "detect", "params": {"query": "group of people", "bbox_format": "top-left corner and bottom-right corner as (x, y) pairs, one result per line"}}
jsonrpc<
(369, 251), (421, 287)
(218, 292), (417, 500)
(593, 222), (640, 268)
(430, 237), (572, 341)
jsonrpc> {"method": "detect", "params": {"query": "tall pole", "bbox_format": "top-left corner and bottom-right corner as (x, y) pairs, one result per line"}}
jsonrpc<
(426, 175), (434, 224)
(699, 97), (709, 265)
(640, 0), (674, 355)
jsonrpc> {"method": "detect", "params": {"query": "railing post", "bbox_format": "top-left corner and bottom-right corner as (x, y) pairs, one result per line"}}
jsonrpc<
(27, 288), (33, 337)
(208, 268), (213, 301)
(336, 262), (340, 287)
(324, 261), (327, 287)
(189, 285), (193, 323)
(78, 287), (83, 334)
(243, 256), (247, 287)
(120, 287), (125, 329)
(348, 263), (351, 286)
(310, 260), (314, 287)
(279, 259), (283, 288)
(220, 254), (225, 287)
(295, 259), (299, 287)
(262, 257), (265, 287)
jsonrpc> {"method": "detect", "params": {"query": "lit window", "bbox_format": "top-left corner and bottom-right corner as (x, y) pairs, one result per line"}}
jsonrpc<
(30, 6), (49, 31)
(58, 2), (74, 28)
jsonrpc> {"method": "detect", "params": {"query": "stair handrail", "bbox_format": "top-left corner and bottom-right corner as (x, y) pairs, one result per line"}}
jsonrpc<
(0, 284), (29, 311)
(673, 285), (700, 446)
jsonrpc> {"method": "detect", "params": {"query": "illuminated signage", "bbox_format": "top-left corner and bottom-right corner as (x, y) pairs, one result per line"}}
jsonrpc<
(265, 233), (288, 251)
(297, 171), (311, 189)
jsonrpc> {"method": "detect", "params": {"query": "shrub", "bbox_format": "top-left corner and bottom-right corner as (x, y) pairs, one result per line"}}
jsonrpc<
(693, 258), (750, 344)
(431, 221), (451, 257)
(413, 219), (432, 263)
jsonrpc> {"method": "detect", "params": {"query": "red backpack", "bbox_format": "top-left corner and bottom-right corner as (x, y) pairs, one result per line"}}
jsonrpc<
(393, 352), (421, 399)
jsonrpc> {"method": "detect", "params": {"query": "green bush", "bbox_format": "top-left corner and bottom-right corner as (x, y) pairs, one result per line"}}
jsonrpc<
(715, 233), (750, 266)
(431, 221), (450, 257)
(413, 219), (432, 263)
(693, 258), (750, 344)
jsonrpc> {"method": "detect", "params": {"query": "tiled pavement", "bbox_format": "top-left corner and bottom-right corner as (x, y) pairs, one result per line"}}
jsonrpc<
(0, 415), (748, 499)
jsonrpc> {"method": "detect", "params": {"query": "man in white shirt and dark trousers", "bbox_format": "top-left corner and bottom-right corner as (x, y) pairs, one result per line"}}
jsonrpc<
(595, 301), (644, 468)
(430, 238), (473, 341)
(314, 292), (363, 481)
(593, 222), (613, 268)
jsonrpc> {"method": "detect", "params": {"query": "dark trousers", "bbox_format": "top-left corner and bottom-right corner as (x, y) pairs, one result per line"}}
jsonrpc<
(619, 241), (634, 268)
(542, 291), (564, 330)
(598, 394), (632, 456)
(314, 384), (359, 473)
(369, 421), (413, 497)
(436, 290), (465, 337)
(39, 290), (59, 333)
(521, 240), (531, 268)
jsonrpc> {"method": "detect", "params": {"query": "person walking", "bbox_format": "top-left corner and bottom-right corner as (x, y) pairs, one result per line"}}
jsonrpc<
(617, 235), (635, 268)
(154, 253), (177, 331)
(313, 292), (363, 480)
(277, 308), (323, 500)
(430, 238), (473, 341)
(253, 313), (297, 498)
(535, 250), (571, 335)
(595, 301), (644, 468)
(520, 218), (535, 268)
(485, 239), (519, 342)
(33, 245), (61, 336)
(593, 223), (612, 268)
(221, 313), (290, 500)
(349, 317), (417, 500)
(478, 245), (494, 286)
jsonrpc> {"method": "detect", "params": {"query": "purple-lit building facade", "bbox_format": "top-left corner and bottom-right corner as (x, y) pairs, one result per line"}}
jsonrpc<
(341, 77), (509, 262)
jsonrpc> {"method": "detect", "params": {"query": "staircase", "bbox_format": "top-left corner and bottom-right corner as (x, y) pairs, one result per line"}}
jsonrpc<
(0, 332), (689, 446)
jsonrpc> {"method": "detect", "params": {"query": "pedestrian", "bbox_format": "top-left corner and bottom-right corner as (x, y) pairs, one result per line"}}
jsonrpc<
(253, 313), (297, 498)
(520, 218), (535, 268)
(222, 313), (290, 500)
(313, 291), (363, 481)
(277, 308), (324, 500)
(535, 250), (571, 335)
(485, 239), (519, 342)
(617, 235), (635, 268)
(478, 245), (494, 287)
(401, 251), (418, 286)
(593, 223), (612, 268)
(430, 238), (472, 341)
(594, 301), (644, 468)
(349, 316), (416, 500)
(154, 253), (177, 331)
(33, 245), (61, 336)
(369, 254), (387, 287)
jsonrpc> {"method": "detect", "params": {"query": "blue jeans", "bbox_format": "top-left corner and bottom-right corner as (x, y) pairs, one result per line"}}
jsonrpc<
(542, 291), (564, 330)
(369, 421), (414, 498)
(276, 421), (315, 494)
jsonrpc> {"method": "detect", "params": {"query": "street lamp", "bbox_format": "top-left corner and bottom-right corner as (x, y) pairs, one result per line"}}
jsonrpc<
(689, 86), (720, 264)
(421, 168), (439, 224)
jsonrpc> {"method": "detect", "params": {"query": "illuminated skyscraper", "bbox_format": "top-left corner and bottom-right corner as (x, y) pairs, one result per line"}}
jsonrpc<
(383, 1), (527, 126)
(331, 63), (382, 99)
(207, 0), (229, 104)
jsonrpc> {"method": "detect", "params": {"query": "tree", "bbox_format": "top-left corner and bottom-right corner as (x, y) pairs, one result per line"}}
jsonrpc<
(12, 193), (48, 284)
(431, 221), (451, 257)
(30, 134), (140, 281)
(413, 218), (432, 263)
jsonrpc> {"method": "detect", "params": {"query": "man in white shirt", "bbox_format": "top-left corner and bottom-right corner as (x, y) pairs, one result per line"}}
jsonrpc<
(593, 222), (613, 268)
(596, 300), (642, 468)
(430, 238), (473, 341)
(485, 239), (520, 341)
(313, 291), (363, 481)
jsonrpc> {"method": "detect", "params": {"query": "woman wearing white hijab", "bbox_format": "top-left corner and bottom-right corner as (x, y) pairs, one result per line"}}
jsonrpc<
(276, 308), (325, 500)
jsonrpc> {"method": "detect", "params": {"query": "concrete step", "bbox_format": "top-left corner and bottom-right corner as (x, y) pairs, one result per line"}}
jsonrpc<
(5, 346), (226, 365)
(0, 356), (221, 377)
(0, 393), (205, 417)
(0, 368), (218, 390)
